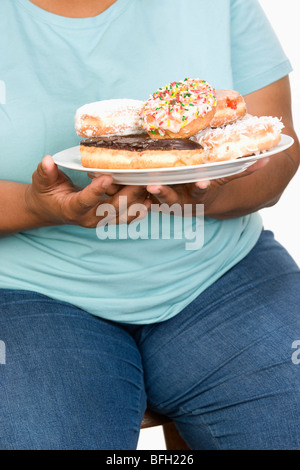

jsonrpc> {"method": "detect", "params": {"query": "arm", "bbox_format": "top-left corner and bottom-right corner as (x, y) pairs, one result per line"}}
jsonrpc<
(208, 76), (299, 218)
(147, 77), (300, 219)
(0, 156), (151, 237)
(0, 181), (42, 237)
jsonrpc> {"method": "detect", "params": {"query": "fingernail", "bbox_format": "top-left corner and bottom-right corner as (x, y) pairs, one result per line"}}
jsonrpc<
(41, 159), (49, 174)
(196, 181), (210, 190)
(147, 186), (161, 195)
(261, 157), (270, 166)
(41, 155), (54, 173)
(101, 176), (113, 189)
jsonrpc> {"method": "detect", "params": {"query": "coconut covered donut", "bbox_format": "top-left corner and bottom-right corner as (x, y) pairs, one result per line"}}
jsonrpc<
(140, 79), (217, 139)
(210, 90), (247, 128)
(75, 99), (145, 138)
(191, 114), (284, 163)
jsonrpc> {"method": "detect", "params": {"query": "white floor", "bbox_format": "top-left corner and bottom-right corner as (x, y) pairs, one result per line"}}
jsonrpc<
(137, 426), (166, 450)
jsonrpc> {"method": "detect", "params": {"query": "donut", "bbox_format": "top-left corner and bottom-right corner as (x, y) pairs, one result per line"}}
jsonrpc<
(191, 114), (284, 163)
(140, 78), (217, 139)
(210, 90), (247, 127)
(75, 99), (145, 138)
(80, 135), (205, 169)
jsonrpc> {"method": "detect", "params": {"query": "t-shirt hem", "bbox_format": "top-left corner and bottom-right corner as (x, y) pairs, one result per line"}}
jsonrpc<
(145, 232), (263, 325)
(117, 216), (264, 325)
(0, 218), (264, 326)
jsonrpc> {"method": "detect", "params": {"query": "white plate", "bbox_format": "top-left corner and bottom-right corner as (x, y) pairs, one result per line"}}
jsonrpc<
(53, 134), (294, 185)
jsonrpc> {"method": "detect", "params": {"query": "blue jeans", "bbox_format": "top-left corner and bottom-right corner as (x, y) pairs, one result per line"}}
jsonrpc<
(0, 231), (299, 450)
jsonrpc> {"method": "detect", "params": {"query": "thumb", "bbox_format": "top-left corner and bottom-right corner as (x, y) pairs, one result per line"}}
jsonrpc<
(36, 155), (59, 187)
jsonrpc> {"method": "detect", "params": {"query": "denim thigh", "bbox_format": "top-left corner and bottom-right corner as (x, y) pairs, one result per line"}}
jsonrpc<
(129, 231), (300, 450)
(0, 290), (146, 450)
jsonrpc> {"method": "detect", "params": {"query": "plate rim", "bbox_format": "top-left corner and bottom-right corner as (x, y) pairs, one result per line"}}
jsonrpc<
(52, 134), (294, 174)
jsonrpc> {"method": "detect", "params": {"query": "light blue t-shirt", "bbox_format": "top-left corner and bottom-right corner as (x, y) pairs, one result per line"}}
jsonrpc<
(0, 0), (292, 323)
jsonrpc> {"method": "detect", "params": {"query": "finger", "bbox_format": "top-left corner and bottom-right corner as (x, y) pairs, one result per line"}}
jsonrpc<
(87, 172), (97, 179)
(119, 196), (152, 225)
(195, 180), (211, 190)
(98, 185), (148, 223)
(88, 172), (120, 193)
(89, 175), (121, 196)
(116, 185), (148, 204)
(104, 185), (123, 196)
(220, 157), (271, 185)
(147, 184), (179, 205)
(245, 157), (270, 173)
(35, 155), (59, 188)
(143, 197), (152, 212)
(228, 157), (270, 181)
(75, 175), (114, 210)
(178, 181), (211, 199)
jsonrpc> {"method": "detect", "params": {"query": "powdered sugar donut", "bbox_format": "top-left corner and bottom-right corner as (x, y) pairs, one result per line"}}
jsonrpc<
(210, 90), (247, 127)
(191, 114), (284, 162)
(75, 99), (145, 138)
(140, 79), (217, 139)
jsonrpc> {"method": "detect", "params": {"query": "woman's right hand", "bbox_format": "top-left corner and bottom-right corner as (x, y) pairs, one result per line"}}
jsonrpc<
(25, 155), (151, 228)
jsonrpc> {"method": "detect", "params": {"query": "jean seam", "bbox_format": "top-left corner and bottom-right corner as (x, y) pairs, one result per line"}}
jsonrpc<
(146, 310), (294, 411)
(135, 381), (147, 436)
(188, 412), (223, 450)
(145, 304), (299, 449)
(150, 403), (223, 450)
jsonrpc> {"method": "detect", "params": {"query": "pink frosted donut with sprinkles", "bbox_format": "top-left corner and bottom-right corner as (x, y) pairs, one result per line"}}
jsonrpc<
(140, 78), (217, 139)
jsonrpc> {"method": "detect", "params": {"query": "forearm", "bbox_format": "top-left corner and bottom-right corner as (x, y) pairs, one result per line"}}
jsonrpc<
(205, 141), (300, 220)
(206, 75), (299, 220)
(0, 159), (152, 236)
(0, 181), (46, 236)
(205, 75), (300, 220)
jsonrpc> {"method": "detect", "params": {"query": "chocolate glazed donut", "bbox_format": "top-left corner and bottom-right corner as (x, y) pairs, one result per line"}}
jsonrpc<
(80, 135), (205, 169)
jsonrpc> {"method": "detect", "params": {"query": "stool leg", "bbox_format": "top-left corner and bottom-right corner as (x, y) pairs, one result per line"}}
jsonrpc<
(162, 422), (190, 450)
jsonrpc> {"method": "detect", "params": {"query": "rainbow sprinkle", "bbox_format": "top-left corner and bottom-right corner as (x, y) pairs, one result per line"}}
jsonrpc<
(140, 79), (217, 136)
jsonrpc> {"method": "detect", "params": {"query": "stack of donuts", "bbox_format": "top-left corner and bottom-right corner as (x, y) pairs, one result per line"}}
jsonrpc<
(75, 78), (284, 169)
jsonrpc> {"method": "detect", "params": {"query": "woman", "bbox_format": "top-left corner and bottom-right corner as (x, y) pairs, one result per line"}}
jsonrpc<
(0, 0), (299, 450)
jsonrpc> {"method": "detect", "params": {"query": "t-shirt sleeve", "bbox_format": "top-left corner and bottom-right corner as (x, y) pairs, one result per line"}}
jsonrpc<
(230, 0), (292, 95)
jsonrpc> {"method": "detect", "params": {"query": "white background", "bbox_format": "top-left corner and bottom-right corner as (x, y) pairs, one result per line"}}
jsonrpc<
(138, 0), (300, 450)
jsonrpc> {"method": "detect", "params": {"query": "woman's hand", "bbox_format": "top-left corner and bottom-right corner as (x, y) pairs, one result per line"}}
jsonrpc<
(148, 77), (300, 220)
(25, 156), (151, 228)
(147, 158), (270, 219)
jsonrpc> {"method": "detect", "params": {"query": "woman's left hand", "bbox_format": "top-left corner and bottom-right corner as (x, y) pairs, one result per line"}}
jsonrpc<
(147, 158), (270, 218)
(148, 77), (300, 220)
